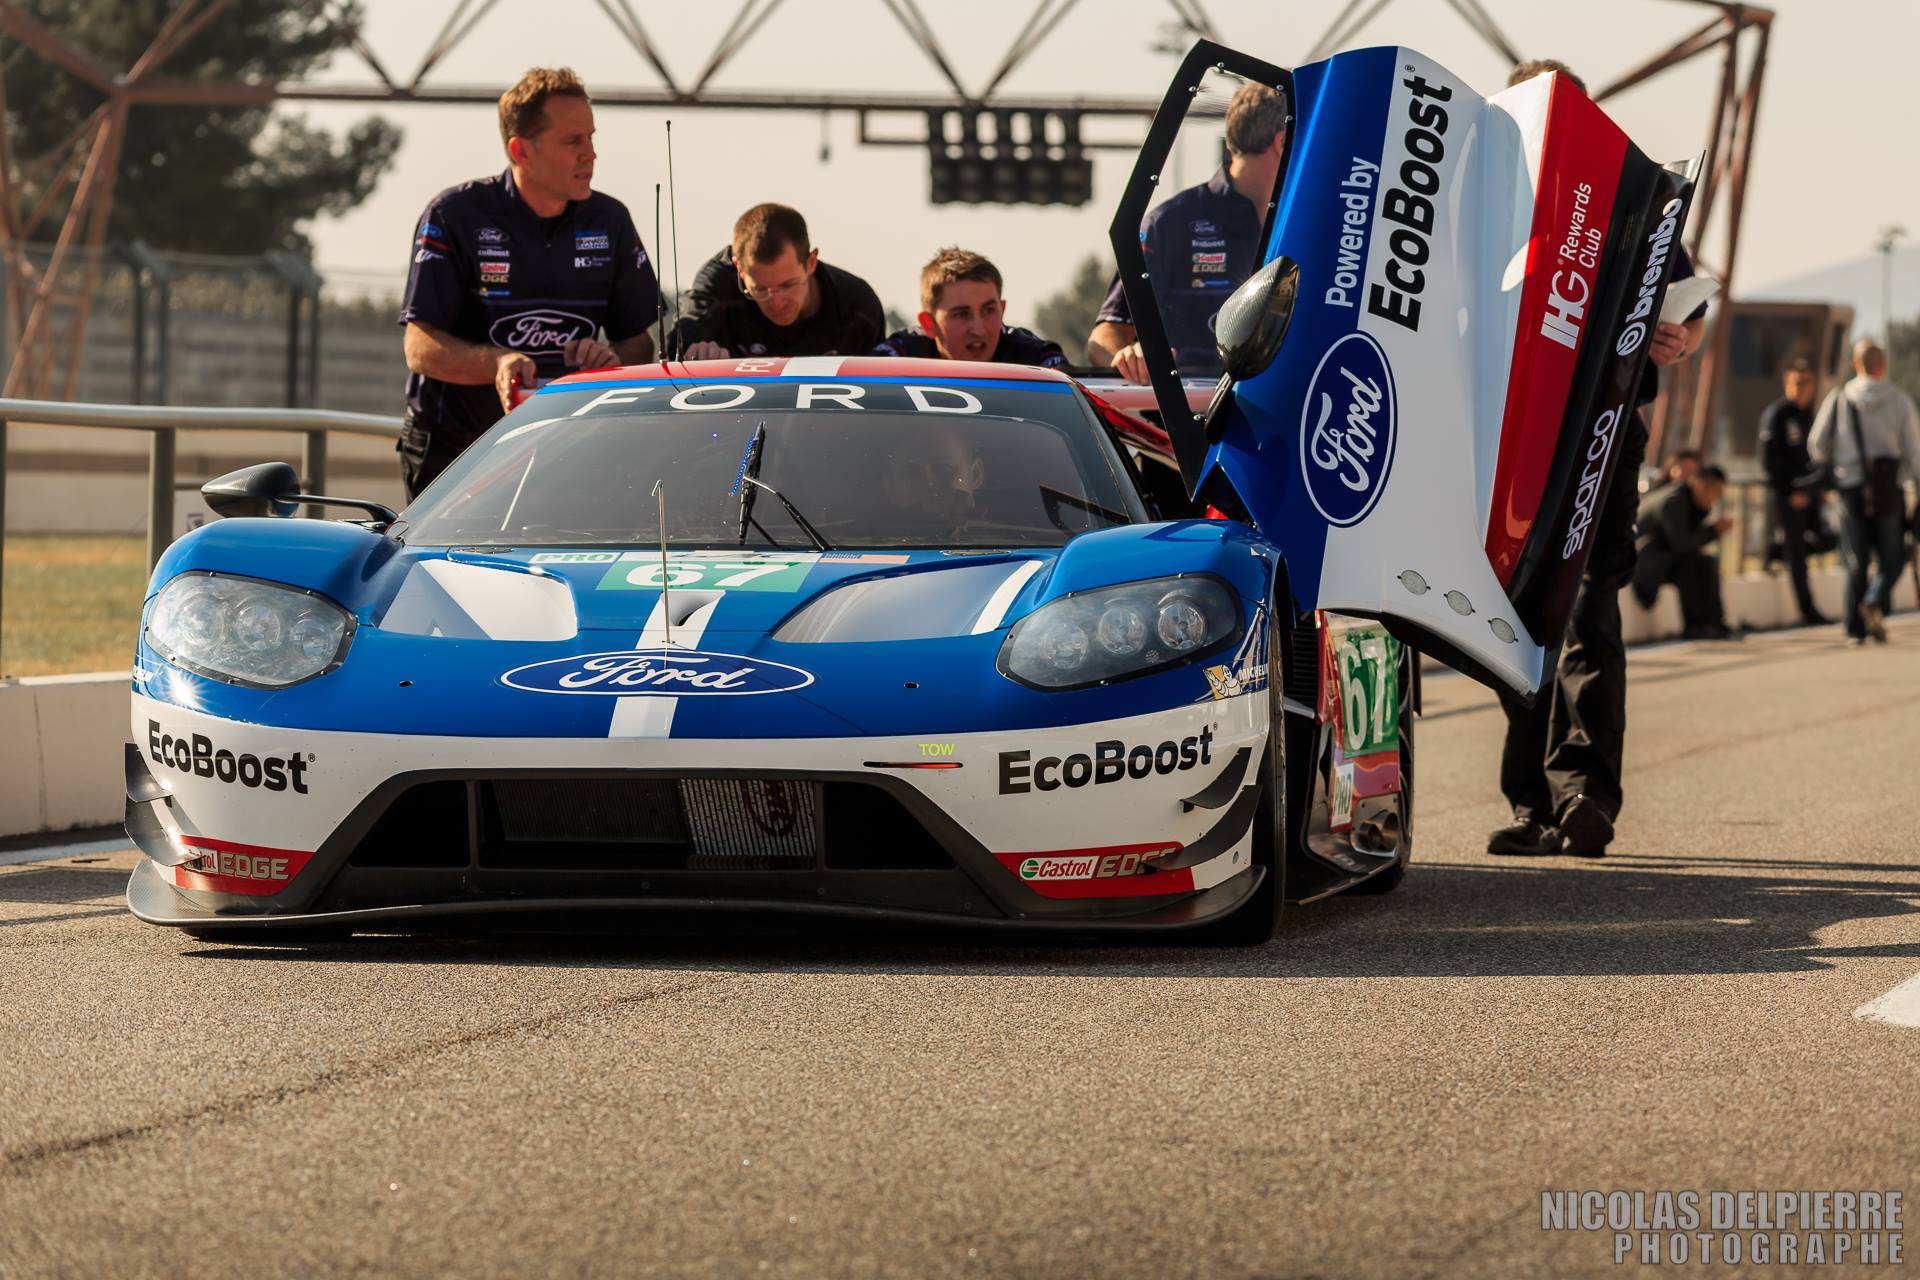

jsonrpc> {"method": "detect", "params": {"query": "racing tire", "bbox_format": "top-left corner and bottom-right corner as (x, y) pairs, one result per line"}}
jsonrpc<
(1346, 642), (1416, 896)
(1188, 595), (1289, 946)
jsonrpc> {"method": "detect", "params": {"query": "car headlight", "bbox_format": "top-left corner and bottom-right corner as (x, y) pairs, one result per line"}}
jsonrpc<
(999, 574), (1239, 690)
(146, 572), (355, 688)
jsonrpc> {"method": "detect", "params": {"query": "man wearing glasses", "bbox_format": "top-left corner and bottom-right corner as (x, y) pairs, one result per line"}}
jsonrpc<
(675, 203), (885, 359)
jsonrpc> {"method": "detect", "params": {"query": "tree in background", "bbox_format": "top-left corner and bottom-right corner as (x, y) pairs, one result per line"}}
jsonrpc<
(1032, 254), (1113, 361)
(0, 0), (400, 255)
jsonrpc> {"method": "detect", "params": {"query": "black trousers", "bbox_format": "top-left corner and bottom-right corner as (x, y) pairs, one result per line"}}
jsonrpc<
(1770, 493), (1822, 621)
(1836, 487), (1908, 638)
(399, 411), (479, 502)
(1497, 411), (1646, 828)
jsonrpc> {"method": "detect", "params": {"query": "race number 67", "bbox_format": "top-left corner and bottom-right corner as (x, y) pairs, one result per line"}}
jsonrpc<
(621, 562), (790, 588)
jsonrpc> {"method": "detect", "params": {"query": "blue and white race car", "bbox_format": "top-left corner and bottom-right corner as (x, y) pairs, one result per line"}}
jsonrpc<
(122, 39), (1696, 942)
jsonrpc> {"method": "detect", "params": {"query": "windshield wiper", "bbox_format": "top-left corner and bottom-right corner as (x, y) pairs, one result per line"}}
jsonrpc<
(731, 421), (832, 551)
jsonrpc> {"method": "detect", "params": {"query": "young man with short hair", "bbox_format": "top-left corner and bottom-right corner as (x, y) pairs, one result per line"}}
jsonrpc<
(399, 67), (658, 497)
(675, 204), (885, 359)
(874, 247), (1065, 367)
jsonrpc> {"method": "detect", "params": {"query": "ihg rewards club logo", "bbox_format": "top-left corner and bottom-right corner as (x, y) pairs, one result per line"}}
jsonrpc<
(1542, 1187), (1904, 1267)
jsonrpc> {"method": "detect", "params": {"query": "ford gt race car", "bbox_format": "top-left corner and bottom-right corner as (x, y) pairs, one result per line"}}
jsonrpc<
(122, 40), (1697, 943)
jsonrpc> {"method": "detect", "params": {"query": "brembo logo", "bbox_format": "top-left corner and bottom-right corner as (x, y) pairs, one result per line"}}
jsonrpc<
(147, 720), (310, 793)
(1301, 332), (1397, 527)
(488, 309), (593, 353)
(1615, 197), (1684, 357)
(500, 649), (816, 697)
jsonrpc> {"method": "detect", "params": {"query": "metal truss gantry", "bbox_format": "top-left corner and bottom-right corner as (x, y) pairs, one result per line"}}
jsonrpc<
(0, 0), (1767, 457)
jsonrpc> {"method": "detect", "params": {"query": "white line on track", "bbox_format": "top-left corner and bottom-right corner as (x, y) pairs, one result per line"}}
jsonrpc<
(1855, 974), (1920, 1029)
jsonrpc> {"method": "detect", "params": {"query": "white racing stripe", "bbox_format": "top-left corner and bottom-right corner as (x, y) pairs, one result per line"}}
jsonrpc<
(970, 560), (1045, 634)
(1855, 973), (1920, 1029)
(607, 590), (725, 738)
(782, 356), (844, 376)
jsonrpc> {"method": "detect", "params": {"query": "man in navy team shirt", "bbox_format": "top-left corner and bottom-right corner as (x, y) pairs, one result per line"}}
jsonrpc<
(1085, 82), (1288, 381)
(398, 67), (659, 497)
(874, 248), (1065, 367)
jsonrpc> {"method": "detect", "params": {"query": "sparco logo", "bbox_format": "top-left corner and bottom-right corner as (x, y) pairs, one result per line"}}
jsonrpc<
(1561, 406), (1623, 559)
(1301, 332), (1396, 527)
(147, 720), (310, 793)
(1615, 196), (1684, 357)
(999, 726), (1213, 795)
(488, 309), (593, 353)
(500, 649), (816, 697)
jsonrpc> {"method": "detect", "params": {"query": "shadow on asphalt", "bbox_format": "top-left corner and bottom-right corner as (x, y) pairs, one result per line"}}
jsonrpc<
(58, 853), (1911, 980)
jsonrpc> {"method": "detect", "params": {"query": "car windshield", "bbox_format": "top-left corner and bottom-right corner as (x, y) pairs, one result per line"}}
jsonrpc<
(399, 379), (1146, 549)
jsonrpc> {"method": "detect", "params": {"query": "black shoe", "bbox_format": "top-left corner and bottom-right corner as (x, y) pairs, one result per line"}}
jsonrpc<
(1488, 819), (1559, 857)
(1801, 612), (1833, 627)
(1682, 623), (1738, 641)
(1556, 796), (1614, 857)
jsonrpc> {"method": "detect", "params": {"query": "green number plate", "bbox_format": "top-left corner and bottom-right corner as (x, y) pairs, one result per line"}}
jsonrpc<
(1333, 621), (1401, 757)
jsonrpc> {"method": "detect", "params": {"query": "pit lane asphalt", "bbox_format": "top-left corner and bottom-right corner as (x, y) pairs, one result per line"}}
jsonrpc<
(3, 619), (1917, 1279)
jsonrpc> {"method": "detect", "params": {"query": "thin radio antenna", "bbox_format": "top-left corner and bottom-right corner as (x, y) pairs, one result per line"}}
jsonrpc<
(666, 120), (683, 345)
(653, 181), (666, 362)
(650, 479), (672, 647)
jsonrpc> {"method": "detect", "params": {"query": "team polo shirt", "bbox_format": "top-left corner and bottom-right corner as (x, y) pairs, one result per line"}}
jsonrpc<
(399, 169), (659, 445)
(873, 325), (1066, 368)
(1096, 165), (1264, 371)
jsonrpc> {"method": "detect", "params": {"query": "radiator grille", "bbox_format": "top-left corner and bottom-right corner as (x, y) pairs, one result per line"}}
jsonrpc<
(681, 778), (818, 868)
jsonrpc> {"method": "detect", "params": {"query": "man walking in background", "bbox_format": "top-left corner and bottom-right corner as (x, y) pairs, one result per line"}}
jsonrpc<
(673, 204), (885, 360)
(399, 67), (658, 498)
(1084, 82), (1288, 381)
(1809, 340), (1920, 645)
(1758, 359), (1830, 626)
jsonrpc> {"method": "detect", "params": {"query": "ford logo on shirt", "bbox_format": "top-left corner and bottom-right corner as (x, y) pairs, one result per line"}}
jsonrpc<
(1299, 332), (1397, 527)
(500, 649), (816, 697)
(488, 308), (593, 353)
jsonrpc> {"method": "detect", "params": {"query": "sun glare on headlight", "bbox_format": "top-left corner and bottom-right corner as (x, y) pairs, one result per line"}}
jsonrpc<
(146, 572), (354, 688)
(999, 575), (1240, 690)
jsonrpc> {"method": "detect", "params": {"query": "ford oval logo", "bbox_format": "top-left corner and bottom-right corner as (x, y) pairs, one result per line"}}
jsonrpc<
(488, 308), (593, 353)
(500, 648), (816, 697)
(1299, 331), (1397, 527)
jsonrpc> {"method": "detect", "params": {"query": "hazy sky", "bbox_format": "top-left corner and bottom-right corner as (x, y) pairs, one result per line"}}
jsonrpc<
(302, 0), (1919, 331)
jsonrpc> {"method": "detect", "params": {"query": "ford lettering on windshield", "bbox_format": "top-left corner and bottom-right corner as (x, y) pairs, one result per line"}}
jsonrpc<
(1300, 332), (1397, 527)
(501, 649), (816, 696)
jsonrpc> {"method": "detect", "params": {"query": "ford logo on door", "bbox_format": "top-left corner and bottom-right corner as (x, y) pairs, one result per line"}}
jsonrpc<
(501, 649), (816, 697)
(488, 309), (593, 353)
(1299, 332), (1397, 527)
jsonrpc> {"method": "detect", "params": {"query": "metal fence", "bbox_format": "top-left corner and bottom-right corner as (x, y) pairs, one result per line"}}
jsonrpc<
(0, 242), (407, 416)
(0, 396), (401, 674)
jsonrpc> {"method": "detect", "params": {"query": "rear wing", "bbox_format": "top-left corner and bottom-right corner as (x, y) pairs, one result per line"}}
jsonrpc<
(1112, 41), (1699, 697)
